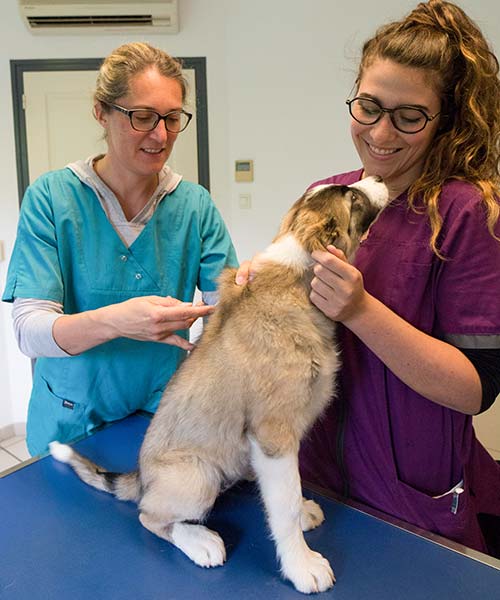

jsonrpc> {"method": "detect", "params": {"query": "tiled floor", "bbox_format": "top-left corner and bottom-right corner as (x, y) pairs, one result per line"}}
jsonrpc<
(0, 435), (31, 473)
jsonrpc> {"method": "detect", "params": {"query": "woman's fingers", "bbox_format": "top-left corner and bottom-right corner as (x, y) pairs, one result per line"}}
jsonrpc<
(235, 260), (253, 285)
(160, 334), (196, 351)
(111, 296), (215, 342)
(310, 246), (365, 322)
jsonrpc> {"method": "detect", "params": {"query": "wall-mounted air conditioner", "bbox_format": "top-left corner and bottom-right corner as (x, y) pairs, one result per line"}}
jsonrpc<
(19, 0), (179, 34)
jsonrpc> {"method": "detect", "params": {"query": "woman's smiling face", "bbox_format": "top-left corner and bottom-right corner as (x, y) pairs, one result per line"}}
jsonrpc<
(351, 58), (442, 198)
(96, 66), (183, 180)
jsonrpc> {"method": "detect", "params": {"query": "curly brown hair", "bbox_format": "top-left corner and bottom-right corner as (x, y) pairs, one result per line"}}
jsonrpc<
(357, 0), (500, 254)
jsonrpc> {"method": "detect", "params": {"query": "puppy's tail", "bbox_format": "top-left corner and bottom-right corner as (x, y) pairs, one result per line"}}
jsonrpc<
(49, 441), (140, 503)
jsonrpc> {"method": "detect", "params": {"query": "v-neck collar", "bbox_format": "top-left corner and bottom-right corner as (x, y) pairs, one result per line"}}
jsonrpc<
(67, 154), (182, 248)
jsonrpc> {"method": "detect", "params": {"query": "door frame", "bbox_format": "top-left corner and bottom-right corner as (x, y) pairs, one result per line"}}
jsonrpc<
(10, 56), (210, 205)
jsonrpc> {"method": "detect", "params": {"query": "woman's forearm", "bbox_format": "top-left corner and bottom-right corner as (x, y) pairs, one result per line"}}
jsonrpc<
(52, 306), (117, 355)
(52, 296), (214, 355)
(343, 293), (482, 414)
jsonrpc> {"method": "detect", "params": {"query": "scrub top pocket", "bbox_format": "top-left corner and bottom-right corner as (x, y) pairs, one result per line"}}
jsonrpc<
(395, 475), (485, 550)
(26, 376), (88, 456)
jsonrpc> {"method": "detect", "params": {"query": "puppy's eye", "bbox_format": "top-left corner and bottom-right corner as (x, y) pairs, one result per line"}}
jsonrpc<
(350, 191), (362, 208)
(351, 190), (369, 212)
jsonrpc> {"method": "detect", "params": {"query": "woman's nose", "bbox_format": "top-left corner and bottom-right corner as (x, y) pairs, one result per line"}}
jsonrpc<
(149, 118), (170, 142)
(369, 113), (399, 141)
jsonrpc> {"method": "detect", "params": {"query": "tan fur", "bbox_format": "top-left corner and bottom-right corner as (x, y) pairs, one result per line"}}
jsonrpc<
(51, 177), (388, 593)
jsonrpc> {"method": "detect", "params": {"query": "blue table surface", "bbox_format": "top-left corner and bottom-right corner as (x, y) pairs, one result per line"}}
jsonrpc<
(1, 414), (499, 600)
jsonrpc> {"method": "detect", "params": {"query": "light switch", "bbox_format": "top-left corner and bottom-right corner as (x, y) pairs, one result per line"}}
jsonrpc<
(239, 194), (252, 209)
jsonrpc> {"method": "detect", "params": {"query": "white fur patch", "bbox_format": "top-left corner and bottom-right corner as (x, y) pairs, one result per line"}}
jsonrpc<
(49, 441), (74, 463)
(258, 233), (312, 269)
(300, 498), (325, 532)
(249, 437), (335, 593)
(169, 522), (226, 568)
(349, 176), (389, 209)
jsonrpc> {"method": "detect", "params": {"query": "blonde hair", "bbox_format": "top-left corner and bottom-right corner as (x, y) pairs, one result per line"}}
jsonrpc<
(94, 42), (188, 106)
(357, 0), (500, 254)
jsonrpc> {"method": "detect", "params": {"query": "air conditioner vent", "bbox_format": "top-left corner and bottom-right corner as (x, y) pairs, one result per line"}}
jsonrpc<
(18, 1), (179, 34)
(26, 15), (163, 28)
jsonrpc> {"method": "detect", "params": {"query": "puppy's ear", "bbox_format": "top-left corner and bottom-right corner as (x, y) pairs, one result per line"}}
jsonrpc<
(301, 216), (350, 256)
(312, 217), (338, 250)
(348, 191), (379, 239)
(320, 218), (352, 255)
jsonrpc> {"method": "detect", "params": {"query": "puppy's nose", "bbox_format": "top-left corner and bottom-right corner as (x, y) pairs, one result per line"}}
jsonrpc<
(374, 175), (384, 183)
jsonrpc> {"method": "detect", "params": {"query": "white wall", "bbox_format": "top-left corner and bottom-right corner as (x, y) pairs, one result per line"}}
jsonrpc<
(1, 0), (499, 432)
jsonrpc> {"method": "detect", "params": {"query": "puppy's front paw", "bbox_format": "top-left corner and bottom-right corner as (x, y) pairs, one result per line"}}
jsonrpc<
(282, 547), (335, 594)
(300, 498), (325, 532)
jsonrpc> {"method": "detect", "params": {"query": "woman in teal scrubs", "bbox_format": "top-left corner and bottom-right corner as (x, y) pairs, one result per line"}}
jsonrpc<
(3, 43), (238, 456)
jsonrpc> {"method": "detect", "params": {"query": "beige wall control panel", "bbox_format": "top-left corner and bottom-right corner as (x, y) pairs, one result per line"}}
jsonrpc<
(235, 159), (254, 182)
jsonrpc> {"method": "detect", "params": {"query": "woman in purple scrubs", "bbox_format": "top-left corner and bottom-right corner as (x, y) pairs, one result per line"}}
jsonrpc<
(298, 1), (500, 555)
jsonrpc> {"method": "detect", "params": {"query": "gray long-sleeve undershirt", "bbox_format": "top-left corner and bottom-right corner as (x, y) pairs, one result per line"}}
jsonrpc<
(10, 155), (217, 358)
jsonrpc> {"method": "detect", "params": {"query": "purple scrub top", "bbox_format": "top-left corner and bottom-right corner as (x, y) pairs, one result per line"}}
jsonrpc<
(299, 169), (500, 553)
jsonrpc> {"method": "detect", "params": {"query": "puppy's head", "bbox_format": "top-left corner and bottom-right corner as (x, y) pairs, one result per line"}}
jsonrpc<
(276, 176), (389, 257)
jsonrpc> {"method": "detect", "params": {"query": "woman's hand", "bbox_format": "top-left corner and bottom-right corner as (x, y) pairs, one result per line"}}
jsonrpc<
(309, 245), (367, 322)
(53, 296), (215, 354)
(310, 246), (482, 414)
(235, 260), (254, 285)
(104, 296), (215, 349)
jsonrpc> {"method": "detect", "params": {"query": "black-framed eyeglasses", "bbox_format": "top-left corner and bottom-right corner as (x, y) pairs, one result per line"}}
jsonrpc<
(346, 96), (440, 134)
(104, 102), (193, 133)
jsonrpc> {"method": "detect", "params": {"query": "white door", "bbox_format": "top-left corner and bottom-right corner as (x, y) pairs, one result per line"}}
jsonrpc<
(23, 68), (199, 184)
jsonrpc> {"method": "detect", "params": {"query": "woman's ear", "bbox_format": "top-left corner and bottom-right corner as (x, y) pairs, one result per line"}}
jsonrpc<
(93, 101), (108, 127)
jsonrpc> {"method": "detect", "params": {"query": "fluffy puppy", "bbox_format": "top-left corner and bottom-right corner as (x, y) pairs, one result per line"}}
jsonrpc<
(51, 176), (388, 594)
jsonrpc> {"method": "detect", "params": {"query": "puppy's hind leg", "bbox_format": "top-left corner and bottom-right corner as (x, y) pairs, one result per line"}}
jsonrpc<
(139, 515), (226, 568)
(138, 456), (226, 568)
(249, 437), (335, 594)
(300, 498), (325, 532)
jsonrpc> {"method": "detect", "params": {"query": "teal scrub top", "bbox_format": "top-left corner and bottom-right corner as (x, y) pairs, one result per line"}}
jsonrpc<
(3, 168), (238, 455)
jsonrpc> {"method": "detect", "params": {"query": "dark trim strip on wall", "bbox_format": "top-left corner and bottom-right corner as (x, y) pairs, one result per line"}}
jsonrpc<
(187, 56), (210, 193)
